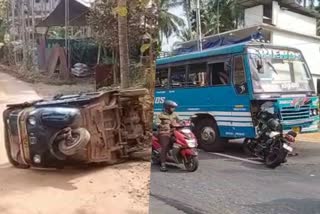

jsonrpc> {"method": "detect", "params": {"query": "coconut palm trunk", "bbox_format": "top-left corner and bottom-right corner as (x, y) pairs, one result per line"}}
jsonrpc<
(185, 0), (193, 40)
(118, 0), (130, 88)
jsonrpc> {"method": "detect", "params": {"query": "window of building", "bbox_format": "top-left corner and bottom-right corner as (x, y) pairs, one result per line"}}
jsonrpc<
(155, 68), (169, 88)
(188, 62), (207, 87)
(263, 4), (273, 25)
(170, 65), (187, 87)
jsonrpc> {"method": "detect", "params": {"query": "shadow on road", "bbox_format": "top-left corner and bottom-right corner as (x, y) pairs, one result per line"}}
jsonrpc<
(247, 198), (320, 214)
(0, 162), (113, 195)
(150, 193), (206, 214)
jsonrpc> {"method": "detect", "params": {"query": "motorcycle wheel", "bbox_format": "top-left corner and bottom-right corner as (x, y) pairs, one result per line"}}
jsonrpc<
(183, 156), (199, 172)
(265, 146), (287, 169)
(243, 138), (256, 157)
(58, 128), (91, 156)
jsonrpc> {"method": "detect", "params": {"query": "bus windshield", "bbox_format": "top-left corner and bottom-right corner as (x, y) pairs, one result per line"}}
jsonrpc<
(248, 47), (314, 93)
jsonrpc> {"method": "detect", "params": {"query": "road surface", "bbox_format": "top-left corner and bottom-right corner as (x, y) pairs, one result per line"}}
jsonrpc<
(149, 141), (320, 214)
(0, 72), (150, 214)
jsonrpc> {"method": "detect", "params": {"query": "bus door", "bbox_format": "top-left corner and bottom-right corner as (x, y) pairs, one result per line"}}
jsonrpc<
(229, 55), (255, 138)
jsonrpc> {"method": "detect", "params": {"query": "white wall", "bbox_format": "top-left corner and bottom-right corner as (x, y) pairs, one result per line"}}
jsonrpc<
(271, 31), (320, 89)
(272, 1), (317, 36)
(244, 5), (264, 27)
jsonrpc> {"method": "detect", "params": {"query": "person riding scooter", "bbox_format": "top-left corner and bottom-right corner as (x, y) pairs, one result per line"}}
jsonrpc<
(155, 100), (180, 172)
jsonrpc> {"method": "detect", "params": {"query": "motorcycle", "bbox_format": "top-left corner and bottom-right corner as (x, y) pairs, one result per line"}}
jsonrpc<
(243, 102), (297, 169)
(152, 120), (199, 172)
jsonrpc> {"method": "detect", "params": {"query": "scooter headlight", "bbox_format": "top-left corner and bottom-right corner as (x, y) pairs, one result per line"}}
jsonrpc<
(28, 116), (37, 126)
(186, 139), (197, 148)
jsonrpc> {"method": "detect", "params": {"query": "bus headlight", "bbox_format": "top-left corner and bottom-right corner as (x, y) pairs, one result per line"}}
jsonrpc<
(310, 109), (318, 116)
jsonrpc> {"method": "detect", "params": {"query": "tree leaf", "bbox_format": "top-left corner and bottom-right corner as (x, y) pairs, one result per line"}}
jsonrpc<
(113, 6), (128, 17)
(140, 43), (151, 54)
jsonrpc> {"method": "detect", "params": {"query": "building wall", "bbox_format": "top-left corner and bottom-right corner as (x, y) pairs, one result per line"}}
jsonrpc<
(272, 1), (317, 36)
(271, 30), (320, 91)
(244, 5), (264, 27)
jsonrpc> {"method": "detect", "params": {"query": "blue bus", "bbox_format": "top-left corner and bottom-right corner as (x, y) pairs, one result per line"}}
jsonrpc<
(154, 41), (319, 152)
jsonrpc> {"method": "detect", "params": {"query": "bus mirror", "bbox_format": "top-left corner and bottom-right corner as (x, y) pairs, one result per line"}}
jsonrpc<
(317, 79), (320, 95)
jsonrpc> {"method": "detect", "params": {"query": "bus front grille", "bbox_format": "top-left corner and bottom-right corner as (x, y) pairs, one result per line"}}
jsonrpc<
(280, 105), (310, 121)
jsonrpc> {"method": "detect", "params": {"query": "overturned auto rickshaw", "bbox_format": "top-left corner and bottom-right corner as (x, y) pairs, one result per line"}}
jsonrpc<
(3, 88), (150, 169)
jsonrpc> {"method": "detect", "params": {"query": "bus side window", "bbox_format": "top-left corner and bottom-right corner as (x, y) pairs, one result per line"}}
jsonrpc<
(233, 56), (248, 94)
(209, 60), (231, 86)
(171, 65), (187, 87)
(156, 68), (169, 88)
(188, 63), (207, 87)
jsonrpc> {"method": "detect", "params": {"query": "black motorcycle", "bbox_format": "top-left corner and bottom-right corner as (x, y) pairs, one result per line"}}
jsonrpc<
(243, 102), (297, 169)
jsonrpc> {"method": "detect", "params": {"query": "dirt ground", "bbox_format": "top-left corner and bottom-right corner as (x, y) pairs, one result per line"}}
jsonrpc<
(0, 71), (151, 214)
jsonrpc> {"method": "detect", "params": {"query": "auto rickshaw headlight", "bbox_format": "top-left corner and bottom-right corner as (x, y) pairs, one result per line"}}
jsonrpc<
(33, 154), (41, 164)
(28, 116), (37, 126)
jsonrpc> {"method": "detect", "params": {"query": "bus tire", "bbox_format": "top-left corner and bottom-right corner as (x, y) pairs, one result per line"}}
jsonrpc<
(194, 118), (226, 152)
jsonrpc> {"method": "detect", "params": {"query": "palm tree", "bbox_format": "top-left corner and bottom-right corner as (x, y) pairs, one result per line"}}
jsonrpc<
(177, 27), (195, 42)
(159, 0), (185, 44)
(189, 0), (244, 37)
(118, 0), (130, 88)
(182, 0), (196, 40)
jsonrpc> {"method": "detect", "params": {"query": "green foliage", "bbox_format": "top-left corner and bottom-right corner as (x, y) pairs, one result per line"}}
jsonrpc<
(189, 0), (244, 37)
(88, 0), (158, 60)
(159, 0), (185, 43)
(0, 0), (8, 43)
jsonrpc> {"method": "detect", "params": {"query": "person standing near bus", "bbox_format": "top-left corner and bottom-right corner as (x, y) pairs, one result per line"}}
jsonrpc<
(155, 100), (180, 172)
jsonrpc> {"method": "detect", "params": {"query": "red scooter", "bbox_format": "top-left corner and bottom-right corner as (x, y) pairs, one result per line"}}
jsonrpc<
(152, 120), (199, 172)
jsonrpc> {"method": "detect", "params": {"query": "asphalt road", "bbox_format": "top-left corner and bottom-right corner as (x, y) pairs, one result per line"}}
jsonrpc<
(149, 141), (320, 214)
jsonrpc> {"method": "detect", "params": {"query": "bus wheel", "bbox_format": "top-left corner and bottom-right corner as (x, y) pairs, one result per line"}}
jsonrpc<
(195, 118), (226, 152)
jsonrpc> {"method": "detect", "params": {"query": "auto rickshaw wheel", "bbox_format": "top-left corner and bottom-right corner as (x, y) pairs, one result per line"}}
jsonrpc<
(58, 128), (91, 156)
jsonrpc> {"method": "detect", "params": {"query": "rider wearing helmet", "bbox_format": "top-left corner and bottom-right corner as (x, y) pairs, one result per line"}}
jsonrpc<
(155, 100), (180, 172)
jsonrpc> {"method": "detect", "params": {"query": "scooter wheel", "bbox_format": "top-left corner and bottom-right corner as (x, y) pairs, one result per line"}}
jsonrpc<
(151, 156), (161, 166)
(183, 156), (199, 172)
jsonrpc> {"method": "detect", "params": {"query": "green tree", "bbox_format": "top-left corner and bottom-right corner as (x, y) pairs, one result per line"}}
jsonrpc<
(0, 0), (8, 43)
(159, 0), (185, 43)
(177, 27), (195, 42)
(189, 0), (243, 37)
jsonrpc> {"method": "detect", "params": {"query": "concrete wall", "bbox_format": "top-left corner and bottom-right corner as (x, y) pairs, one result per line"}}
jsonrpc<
(271, 31), (320, 91)
(244, 5), (264, 27)
(272, 1), (317, 36)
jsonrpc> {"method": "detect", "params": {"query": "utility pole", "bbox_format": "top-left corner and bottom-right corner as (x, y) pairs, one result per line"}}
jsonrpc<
(11, 0), (16, 42)
(21, 0), (27, 66)
(217, 0), (220, 34)
(32, 0), (35, 43)
(196, 0), (202, 51)
(65, 0), (70, 74)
